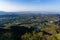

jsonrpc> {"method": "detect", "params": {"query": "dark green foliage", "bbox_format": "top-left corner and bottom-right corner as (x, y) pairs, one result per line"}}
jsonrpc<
(0, 14), (60, 40)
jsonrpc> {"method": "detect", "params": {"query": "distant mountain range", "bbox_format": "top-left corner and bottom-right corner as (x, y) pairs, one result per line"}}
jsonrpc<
(0, 11), (60, 15)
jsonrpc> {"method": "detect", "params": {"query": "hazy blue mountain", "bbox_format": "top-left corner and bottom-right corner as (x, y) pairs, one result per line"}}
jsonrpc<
(0, 11), (60, 15)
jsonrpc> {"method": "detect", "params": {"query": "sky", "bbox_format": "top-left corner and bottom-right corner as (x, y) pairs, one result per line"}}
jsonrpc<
(0, 0), (60, 12)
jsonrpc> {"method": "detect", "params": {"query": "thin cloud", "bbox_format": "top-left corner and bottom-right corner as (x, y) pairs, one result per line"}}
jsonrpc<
(32, 0), (40, 2)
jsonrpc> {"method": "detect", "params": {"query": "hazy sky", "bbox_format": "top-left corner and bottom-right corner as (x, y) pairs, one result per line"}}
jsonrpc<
(0, 0), (60, 12)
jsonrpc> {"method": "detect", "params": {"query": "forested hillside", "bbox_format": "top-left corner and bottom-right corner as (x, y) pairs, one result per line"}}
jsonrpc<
(0, 13), (60, 40)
